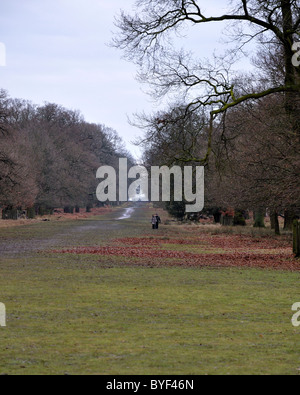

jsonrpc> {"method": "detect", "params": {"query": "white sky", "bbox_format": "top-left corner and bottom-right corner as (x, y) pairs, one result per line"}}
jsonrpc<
(0, 0), (253, 159)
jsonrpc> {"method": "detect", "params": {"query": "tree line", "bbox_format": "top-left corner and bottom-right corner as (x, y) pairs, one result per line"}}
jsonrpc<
(0, 89), (134, 218)
(114, 0), (300, 234)
(138, 94), (299, 232)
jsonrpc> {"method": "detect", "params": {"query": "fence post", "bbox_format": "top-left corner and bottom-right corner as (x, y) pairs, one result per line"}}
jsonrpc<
(293, 220), (300, 258)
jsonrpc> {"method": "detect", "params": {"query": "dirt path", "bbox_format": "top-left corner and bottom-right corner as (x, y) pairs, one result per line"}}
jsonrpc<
(1, 204), (298, 271)
(0, 206), (139, 259)
(117, 207), (135, 220)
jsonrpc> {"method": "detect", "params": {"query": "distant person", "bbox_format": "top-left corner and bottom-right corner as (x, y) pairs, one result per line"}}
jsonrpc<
(151, 215), (157, 230)
(155, 214), (161, 229)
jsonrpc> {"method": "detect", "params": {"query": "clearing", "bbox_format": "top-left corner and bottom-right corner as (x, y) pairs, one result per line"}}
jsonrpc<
(0, 204), (299, 375)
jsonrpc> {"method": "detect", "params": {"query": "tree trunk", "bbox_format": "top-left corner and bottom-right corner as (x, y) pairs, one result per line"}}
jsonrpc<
(284, 210), (296, 231)
(64, 206), (74, 214)
(233, 210), (246, 226)
(254, 209), (265, 228)
(270, 212), (275, 230)
(213, 210), (222, 224)
(271, 211), (280, 235)
(2, 207), (18, 220)
(293, 220), (300, 258)
(221, 215), (234, 226)
(26, 207), (36, 219)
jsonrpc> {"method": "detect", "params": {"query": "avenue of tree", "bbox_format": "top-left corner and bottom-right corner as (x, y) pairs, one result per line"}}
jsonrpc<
(0, 90), (134, 218)
(114, 0), (300, 234)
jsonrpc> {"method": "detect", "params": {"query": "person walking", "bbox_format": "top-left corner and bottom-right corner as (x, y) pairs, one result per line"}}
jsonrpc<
(155, 214), (161, 229)
(151, 215), (157, 230)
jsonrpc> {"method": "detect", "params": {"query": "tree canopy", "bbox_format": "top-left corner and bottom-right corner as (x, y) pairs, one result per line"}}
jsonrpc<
(114, 0), (300, 163)
(0, 90), (134, 212)
(114, 0), (300, 227)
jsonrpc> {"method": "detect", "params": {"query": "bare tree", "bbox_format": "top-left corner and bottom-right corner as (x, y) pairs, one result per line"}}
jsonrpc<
(207, 93), (300, 231)
(114, 0), (300, 163)
(0, 92), (132, 214)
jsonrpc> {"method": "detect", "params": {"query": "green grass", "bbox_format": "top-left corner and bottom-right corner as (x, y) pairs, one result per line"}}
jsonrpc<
(0, 206), (300, 375)
(0, 263), (300, 375)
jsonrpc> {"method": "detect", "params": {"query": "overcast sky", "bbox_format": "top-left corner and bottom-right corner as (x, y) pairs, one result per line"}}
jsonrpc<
(0, 0), (251, 158)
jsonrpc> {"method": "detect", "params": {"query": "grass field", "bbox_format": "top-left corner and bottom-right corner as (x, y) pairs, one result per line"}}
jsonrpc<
(0, 204), (300, 375)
